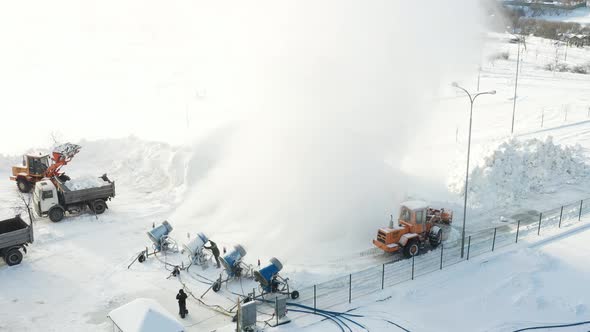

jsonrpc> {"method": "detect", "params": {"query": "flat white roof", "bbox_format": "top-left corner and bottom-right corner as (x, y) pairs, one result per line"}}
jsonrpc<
(108, 298), (184, 332)
(401, 200), (428, 211)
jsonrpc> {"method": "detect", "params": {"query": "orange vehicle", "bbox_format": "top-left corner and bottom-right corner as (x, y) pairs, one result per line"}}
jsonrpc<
(373, 201), (452, 257)
(10, 143), (81, 193)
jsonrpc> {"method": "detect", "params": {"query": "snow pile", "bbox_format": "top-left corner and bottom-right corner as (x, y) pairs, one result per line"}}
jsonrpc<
(451, 136), (590, 209)
(65, 176), (107, 190)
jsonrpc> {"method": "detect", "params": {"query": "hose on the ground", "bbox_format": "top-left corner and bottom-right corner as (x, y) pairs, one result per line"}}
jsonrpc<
(513, 320), (590, 332)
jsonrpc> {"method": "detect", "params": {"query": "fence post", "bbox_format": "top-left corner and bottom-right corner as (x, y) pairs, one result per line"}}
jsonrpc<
(411, 255), (415, 280)
(313, 285), (316, 313)
(467, 236), (471, 260)
(492, 228), (497, 252)
(440, 244), (444, 270)
(537, 213), (543, 235)
(516, 220), (521, 243)
(381, 264), (385, 290)
(579, 200), (584, 221)
(348, 274), (352, 304)
(558, 206), (564, 228)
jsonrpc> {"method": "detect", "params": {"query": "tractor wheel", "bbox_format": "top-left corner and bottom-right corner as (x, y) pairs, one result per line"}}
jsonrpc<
(92, 200), (107, 214)
(403, 239), (420, 258)
(4, 248), (23, 266)
(290, 291), (300, 300)
(429, 228), (443, 248)
(49, 207), (64, 222)
(212, 281), (221, 292)
(17, 179), (32, 193)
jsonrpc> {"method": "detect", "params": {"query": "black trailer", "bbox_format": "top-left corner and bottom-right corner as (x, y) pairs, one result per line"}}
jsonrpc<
(0, 215), (34, 266)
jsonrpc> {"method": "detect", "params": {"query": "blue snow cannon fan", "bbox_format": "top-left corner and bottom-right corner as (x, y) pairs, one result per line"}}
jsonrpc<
(253, 257), (299, 299)
(220, 244), (247, 277)
(146, 220), (176, 252)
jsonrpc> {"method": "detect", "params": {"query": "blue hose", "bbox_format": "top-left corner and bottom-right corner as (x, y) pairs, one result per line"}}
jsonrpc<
(288, 309), (346, 332)
(513, 320), (590, 332)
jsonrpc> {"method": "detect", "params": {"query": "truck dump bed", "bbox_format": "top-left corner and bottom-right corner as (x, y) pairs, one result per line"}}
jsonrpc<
(0, 215), (34, 248)
(55, 176), (116, 205)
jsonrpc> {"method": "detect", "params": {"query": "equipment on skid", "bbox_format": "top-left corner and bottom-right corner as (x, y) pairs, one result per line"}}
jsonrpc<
(373, 201), (452, 257)
(10, 143), (81, 193)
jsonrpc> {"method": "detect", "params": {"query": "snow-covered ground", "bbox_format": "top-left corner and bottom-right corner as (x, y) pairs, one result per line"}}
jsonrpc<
(1, 14), (590, 332)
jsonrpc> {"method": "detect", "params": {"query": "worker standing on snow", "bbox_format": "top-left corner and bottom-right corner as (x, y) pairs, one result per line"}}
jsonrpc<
(204, 240), (221, 268)
(176, 289), (188, 319)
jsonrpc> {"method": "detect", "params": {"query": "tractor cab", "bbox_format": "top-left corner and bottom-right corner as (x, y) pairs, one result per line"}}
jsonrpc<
(23, 154), (50, 176)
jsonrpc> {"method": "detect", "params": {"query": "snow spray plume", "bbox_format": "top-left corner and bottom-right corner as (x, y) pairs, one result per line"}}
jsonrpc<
(166, 1), (486, 263)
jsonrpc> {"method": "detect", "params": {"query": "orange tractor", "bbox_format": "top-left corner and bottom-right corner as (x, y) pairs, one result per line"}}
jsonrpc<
(9, 143), (81, 193)
(373, 201), (452, 258)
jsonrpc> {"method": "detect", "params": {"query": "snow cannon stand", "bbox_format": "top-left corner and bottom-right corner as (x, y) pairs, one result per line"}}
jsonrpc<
(181, 232), (209, 265)
(128, 221), (179, 268)
(253, 258), (299, 300)
(209, 245), (253, 293)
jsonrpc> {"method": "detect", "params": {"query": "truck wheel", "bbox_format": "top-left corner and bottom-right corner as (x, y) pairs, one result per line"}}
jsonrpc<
(429, 228), (443, 248)
(49, 207), (64, 222)
(92, 200), (107, 214)
(403, 239), (420, 258)
(4, 248), (23, 266)
(17, 179), (32, 193)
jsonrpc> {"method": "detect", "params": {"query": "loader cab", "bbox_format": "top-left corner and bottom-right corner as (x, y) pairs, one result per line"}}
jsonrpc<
(24, 154), (50, 176)
(399, 201), (429, 233)
(33, 180), (59, 215)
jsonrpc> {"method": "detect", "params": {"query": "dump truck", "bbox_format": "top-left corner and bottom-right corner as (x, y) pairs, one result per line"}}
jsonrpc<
(10, 143), (81, 193)
(373, 201), (452, 258)
(33, 175), (115, 222)
(0, 214), (34, 266)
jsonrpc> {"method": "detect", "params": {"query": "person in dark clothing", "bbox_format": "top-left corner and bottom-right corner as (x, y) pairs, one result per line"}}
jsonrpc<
(204, 240), (221, 268)
(176, 289), (188, 318)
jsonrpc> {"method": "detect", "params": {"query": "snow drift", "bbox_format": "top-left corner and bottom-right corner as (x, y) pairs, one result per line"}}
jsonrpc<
(450, 136), (590, 209)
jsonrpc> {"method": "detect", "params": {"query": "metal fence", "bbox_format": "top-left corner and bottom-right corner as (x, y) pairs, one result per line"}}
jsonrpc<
(292, 198), (589, 313)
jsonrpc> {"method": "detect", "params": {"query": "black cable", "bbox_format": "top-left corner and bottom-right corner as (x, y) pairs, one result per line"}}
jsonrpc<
(288, 309), (345, 332)
(513, 320), (590, 332)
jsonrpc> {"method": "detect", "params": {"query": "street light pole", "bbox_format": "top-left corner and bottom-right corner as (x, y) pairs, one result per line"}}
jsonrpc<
(452, 82), (496, 258)
(511, 38), (521, 134)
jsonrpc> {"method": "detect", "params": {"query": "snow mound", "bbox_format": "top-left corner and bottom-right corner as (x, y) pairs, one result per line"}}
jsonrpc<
(65, 176), (107, 190)
(450, 137), (590, 209)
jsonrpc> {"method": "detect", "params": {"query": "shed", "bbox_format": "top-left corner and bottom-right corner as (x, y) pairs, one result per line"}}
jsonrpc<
(107, 298), (184, 332)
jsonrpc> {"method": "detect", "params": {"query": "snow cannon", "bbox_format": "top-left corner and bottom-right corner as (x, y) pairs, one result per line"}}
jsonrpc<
(220, 244), (247, 278)
(254, 258), (283, 292)
(147, 221), (173, 251)
(182, 232), (209, 265)
(252, 257), (299, 300)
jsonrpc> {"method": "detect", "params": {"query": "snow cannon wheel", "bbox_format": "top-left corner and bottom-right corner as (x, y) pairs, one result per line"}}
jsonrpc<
(92, 200), (107, 214)
(212, 281), (221, 292)
(16, 179), (32, 193)
(403, 239), (420, 258)
(138, 253), (146, 263)
(49, 207), (64, 222)
(290, 291), (300, 300)
(4, 248), (23, 266)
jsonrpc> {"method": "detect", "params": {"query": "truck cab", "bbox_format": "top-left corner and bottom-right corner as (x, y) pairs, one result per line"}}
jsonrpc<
(33, 180), (59, 218)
